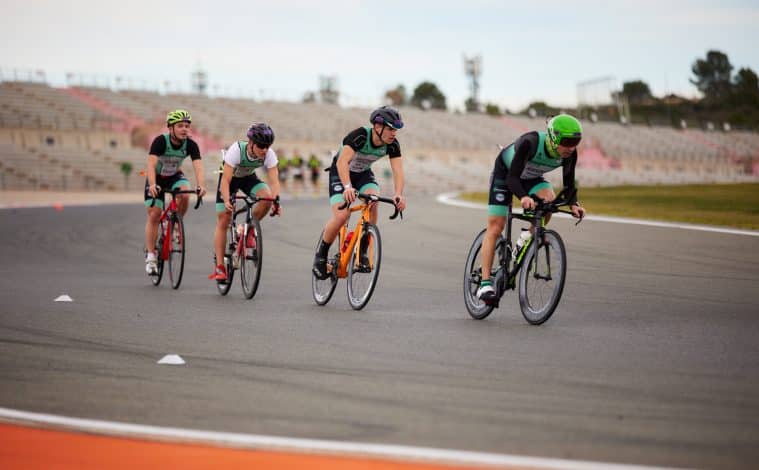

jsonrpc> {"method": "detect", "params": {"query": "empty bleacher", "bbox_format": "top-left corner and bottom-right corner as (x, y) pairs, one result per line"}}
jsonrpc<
(1, 79), (758, 194)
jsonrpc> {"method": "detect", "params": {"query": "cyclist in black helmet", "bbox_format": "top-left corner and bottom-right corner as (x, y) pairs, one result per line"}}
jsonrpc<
(312, 106), (407, 279)
(209, 123), (281, 281)
(144, 109), (207, 276)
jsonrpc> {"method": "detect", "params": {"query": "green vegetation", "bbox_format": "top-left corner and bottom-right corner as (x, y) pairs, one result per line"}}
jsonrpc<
(460, 183), (759, 230)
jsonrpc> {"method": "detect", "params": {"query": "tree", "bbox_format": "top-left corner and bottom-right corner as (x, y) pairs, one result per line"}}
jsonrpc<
(119, 161), (133, 190)
(690, 50), (733, 104)
(622, 80), (653, 105)
(732, 67), (759, 107)
(484, 103), (502, 116)
(410, 81), (447, 110)
(384, 85), (407, 106)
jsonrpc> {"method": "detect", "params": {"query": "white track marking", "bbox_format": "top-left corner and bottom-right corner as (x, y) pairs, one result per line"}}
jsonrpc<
(157, 354), (185, 365)
(54, 295), (73, 302)
(436, 192), (759, 237)
(0, 407), (676, 470)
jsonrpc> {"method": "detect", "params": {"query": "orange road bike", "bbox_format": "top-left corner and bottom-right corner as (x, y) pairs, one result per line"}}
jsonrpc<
(312, 193), (402, 310)
(149, 187), (203, 289)
(463, 189), (582, 324)
(216, 194), (280, 299)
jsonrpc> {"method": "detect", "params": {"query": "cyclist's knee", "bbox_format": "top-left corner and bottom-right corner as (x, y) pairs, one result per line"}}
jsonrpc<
(217, 212), (230, 227)
(486, 216), (505, 233)
(147, 208), (161, 223)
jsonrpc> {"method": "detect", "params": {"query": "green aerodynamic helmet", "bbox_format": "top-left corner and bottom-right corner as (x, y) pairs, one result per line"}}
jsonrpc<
(547, 114), (582, 148)
(166, 109), (192, 126)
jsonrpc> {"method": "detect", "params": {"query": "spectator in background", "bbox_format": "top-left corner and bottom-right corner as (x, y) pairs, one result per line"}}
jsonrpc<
(308, 152), (321, 192)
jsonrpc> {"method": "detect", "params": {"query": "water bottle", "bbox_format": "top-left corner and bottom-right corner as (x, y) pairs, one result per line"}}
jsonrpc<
(342, 231), (354, 252)
(514, 228), (532, 256)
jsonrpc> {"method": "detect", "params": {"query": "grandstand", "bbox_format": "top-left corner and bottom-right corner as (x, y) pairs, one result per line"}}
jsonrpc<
(1, 78), (758, 195)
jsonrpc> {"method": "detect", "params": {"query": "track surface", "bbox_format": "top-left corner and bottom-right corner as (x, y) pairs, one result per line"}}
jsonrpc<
(1, 197), (758, 469)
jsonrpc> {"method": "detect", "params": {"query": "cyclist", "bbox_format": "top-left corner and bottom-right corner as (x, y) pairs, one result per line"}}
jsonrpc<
(476, 114), (586, 303)
(209, 123), (282, 281)
(144, 109), (207, 275)
(312, 106), (407, 279)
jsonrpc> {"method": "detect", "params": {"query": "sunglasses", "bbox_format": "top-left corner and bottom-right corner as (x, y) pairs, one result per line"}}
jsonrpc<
(253, 142), (271, 150)
(558, 137), (581, 147)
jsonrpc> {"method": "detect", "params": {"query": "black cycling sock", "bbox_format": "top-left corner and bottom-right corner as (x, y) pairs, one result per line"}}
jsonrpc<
(317, 239), (331, 257)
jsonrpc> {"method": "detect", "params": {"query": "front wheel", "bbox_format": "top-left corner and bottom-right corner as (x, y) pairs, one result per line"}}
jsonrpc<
(311, 231), (338, 306)
(347, 224), (381, 310)
(168, 214), (185, 289)
(518, 230), (567, 325)
(240, 217), (262, 299)
(151, 221), (166, 286)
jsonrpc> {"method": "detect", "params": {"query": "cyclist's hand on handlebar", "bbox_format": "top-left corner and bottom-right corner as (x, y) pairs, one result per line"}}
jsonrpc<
(571, 204), (585, 219)
(270, 199), (282, 217)
(393, 194), (406, 211)
(197, 185), (207, 198)
(343, 186), (357, 205)
(148, 184), (161, 198)
(224, 199), (234, 213)
(520, 196), (536, 211)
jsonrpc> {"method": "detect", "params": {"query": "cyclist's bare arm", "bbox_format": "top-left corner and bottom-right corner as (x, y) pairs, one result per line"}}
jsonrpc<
(146, 154), (159, 197)
(221, 163), (235, 212)
(337, 145), (356, 204)
(266, 165), (282, 216)
(191, 158), (207, 196)
(389, 156), (406, 211)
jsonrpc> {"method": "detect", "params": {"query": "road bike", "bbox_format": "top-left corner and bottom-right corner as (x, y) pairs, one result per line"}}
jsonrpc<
(312, 193), (402, 310)
(216, 194), (280, 299)
(149, 187), (203, 289)
(463, 189), (582, 324)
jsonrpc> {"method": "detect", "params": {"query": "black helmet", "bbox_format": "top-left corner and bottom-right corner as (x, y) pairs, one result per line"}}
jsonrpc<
(370, 106), (404, 129)
(246, 122), (275, 147)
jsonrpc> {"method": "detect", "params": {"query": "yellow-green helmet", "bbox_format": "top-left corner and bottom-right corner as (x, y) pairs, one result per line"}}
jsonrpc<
(547, 114), (582, 147)
(166, 109), (192, 126)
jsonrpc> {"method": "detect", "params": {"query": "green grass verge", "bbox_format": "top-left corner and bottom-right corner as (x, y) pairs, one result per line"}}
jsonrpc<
(459, 183), (759, 230)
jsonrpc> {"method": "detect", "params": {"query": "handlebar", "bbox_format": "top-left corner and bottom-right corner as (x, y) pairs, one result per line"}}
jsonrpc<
(233, 194), (281, 217)
(338, 193), (403, 220)
(526, 188), (583, 225)
(149, 186), (204, 209)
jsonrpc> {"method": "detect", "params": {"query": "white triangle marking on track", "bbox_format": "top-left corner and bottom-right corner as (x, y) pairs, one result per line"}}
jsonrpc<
(54, 295), (73, 302)
(157, 354), (185, 365)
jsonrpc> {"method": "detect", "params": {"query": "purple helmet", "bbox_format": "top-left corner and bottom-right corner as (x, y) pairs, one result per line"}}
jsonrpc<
(247, 122), (275, 147)
(370, 106), (404, 129)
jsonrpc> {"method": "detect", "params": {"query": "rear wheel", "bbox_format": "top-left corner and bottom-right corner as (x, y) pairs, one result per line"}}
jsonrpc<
(347, 224), (381, 310)
(240, 217), (263, 299)
(463, 229), (499, 320)
(311, 231), (338, 306)
(167, 214), (185, 289)
(518, 230), (566, 325)
(216, 223), (235, 296)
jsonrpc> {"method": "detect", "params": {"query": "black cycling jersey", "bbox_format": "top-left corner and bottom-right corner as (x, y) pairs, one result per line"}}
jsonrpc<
(149, 135), (201, 161)
(506, 131), (577, 202)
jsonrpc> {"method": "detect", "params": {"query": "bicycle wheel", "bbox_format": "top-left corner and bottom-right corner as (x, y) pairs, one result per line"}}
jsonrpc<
(463, 228), (502, 320)
(240, 217), (263, 299)
(347, 224), (381, 310)
(518, 229), (566, 325)
(216, 223), (235, 296)
(167, 214), (185, 289)
(151, 223), (165, 286)
(311, 231), (338, 306)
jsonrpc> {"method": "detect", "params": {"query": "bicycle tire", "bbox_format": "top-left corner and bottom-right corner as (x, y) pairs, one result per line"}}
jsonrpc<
(216, 223), (235, 296)
(311, 231), (338, 306)
(151, 224), (165, 286)
(463, 228), (502, 320)
(168, 214), (185, 289)
(347, 224), (381, 310)
(240, 217), (263, 299)
(518, 229), (566, 325)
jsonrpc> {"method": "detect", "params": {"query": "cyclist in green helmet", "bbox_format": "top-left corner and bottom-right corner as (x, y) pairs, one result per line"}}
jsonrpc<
(143, 109), (207, 276)
(476, 113), (586, 303)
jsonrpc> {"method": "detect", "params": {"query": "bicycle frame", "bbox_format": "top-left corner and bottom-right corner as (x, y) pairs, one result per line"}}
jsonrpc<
(331, 193), (401, 279)
(491, 190), (580, 303)
(229, 193), (279, 261)
(150, 188), (202, 261)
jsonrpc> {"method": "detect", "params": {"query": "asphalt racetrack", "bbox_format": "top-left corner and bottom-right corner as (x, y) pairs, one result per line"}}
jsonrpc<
(1, 196), (758, 469)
